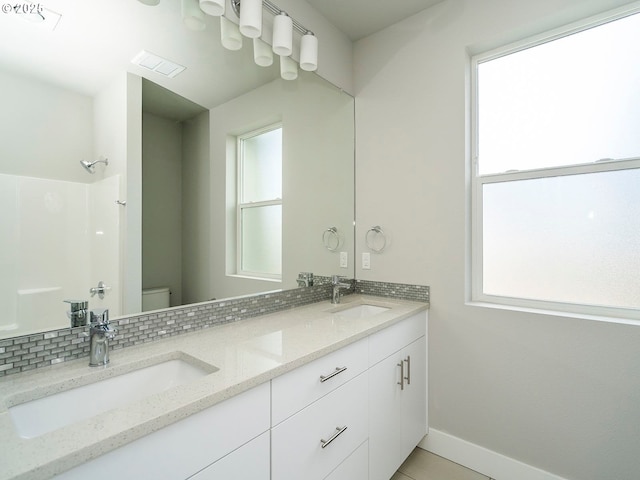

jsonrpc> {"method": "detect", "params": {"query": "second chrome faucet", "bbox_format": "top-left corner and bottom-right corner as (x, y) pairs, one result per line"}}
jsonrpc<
(331, 275), (352, 304)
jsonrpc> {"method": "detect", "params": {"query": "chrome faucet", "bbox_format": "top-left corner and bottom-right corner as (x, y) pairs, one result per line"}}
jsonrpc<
(331, 275), (352, 304)
(297, 272), (314, 287)
(88, 308), (117, 367)
(64, 300), (88, 327)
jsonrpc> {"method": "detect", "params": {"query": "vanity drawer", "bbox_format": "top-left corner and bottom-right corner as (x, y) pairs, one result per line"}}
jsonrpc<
(272, 337), (368, 425)
(368, 312), (426, 366)
(271, 372), (368, 480)
(324, 439), (368, 480)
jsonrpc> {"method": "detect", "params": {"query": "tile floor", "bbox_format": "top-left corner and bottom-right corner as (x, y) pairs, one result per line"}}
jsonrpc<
(392, 448), (492, 480)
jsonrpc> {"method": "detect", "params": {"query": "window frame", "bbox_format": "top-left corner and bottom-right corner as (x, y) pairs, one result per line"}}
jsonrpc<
(236, 123), (283, 281)
(469, 5), (640, 321)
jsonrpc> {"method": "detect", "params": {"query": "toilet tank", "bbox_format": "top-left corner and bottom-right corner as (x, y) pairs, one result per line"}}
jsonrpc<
(142, 287), (171, 311)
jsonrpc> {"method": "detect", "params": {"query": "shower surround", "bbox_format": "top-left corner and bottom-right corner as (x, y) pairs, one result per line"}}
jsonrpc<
(0, 173), (120, 338)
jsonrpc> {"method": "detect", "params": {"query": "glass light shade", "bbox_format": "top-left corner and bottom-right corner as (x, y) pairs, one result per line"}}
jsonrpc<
(253, 38), (273, 67)
(280, 55), (298, 81)
(221, 16), (243, 50)
(182, 0), (206, 31)
(272, 13), (293, 56)
(137, 0), (161, 5)
(199, 0), (224, 16)
(300, 33), (318, 71)
(239, 0), (262, 38)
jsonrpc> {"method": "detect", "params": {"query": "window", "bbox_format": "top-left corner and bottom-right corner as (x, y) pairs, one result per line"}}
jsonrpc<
(471, 9), (640, 319)
(237, 125), (282, 279)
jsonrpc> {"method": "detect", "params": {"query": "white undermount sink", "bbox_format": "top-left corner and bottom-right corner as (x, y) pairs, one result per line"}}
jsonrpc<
(8, 357), (216, 439)
(333, 304), (390, 318)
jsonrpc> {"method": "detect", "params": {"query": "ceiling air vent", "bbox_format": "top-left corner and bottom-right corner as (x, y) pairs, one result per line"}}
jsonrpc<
(131, 51), (186, 78)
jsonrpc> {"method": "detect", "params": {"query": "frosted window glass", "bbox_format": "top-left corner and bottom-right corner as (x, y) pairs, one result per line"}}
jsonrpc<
(483, 169), (640, 309)
(241, 128), (282, 203)
(478, 13), (640, 174)
(241, 205), (282, 275)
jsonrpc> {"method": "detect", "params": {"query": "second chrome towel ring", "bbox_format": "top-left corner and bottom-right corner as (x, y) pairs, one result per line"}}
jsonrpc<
(366, 225), (387, 253)
(322, 227), (341, 251)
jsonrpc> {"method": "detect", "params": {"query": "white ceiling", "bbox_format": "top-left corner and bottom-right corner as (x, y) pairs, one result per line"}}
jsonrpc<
(306, 0), (444, 41)
(0, 0), (442, 113)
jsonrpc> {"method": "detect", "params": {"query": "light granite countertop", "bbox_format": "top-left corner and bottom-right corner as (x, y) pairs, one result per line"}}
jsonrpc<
(0, 295), (428, 480)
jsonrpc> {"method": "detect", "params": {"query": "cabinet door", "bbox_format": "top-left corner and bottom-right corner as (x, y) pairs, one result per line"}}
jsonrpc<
(401, 336), (427, 455)
(369, 335), (427, 480)
(368, 352), (403, 480)
(188, 431), (269, 480)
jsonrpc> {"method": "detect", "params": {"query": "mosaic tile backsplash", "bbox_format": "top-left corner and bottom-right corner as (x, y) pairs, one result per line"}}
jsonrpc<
(0, 279), (429, 378)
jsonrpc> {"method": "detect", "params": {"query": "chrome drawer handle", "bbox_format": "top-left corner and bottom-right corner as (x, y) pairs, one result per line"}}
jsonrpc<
(320, 366), (347, 383)
(404, 355), (411, 385)
(321, 425), (348, 449)
(397, 361), (404, 390)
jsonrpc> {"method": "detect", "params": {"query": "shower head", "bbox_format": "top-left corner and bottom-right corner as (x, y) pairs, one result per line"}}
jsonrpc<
(80, 157), (109, 174)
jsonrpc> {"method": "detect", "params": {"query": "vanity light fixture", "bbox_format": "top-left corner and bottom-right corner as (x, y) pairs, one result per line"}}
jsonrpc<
(199, 0), (224, 16)
(220, 16), (243, 51)
(223, 0), (317, 78)
(253, 38), (273, 67)
(239, 0), (262, 38)
(181, 0), (206, 31)
(272, 11), (293, 56)
(299, 32), (318, 72)
(279, 55), (298, 80)
(141, 0), (318, 79)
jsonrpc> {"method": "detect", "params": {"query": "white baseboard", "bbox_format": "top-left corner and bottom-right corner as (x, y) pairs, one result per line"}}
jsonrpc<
(418, 428), (569, 480)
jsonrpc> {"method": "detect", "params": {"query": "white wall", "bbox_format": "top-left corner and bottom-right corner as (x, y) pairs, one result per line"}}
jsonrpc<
(182, 111), (211, 305)
(0, 68), (93, 182)
(142, 112), (183, 306)
(354, 1), (640, 479)
(94, 72), (142, 315)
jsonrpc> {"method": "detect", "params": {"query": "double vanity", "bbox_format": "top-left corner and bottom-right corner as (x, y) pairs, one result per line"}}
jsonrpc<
(0, 295), (428, 480)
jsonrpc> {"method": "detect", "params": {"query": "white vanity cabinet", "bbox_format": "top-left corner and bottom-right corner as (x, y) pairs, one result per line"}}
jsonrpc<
(271, 337), (370, 480)
(368, 313), (428, 480)
(48, 308), (428, 480)
(55, 382), (270, 480)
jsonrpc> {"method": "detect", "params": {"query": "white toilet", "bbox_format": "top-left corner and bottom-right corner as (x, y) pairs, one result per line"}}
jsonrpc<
(142, 287), (171, 311)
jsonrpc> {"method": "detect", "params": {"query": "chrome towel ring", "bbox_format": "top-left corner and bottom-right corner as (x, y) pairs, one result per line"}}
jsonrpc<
(322, 227), (340, 251)
(366, 225), (387, 253)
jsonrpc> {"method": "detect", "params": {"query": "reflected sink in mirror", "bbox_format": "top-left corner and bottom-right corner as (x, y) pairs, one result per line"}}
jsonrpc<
(333, 304), (390, 319)
(8, 357), (217, 439)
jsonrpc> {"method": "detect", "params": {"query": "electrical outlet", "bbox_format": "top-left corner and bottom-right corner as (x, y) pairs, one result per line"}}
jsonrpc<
(340, 251), (348, 268)
(362, 252), (371, 270)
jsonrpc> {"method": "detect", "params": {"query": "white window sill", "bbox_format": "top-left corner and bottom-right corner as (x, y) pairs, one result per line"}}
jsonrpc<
(466, 300), (640, 327)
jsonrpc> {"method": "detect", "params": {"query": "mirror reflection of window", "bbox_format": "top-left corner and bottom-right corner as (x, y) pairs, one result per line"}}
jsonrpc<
(237, 125), (283, 279)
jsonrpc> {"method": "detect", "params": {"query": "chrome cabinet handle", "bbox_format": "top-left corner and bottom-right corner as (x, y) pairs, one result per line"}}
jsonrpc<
(404, 355), (411, 385)
(321, 425), (348, 449)
(320, 366), (347, 383)
(397, 361), (404, 390)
